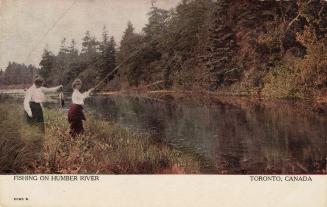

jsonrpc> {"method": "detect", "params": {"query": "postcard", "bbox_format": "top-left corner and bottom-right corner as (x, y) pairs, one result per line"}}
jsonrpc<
(0, 0), (326, 206)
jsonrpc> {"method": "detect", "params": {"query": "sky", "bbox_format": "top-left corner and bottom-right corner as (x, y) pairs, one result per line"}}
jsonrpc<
(0, 0), (180, 69)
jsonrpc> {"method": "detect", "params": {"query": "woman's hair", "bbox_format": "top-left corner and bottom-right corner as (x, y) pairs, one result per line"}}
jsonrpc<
(33, 75), (44, 86)
(72, 78), (82, 89)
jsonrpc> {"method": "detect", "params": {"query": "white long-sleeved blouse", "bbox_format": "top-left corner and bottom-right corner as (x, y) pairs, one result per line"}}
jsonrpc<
(71, 89), (91, 105)
(24, 84), (61, 116)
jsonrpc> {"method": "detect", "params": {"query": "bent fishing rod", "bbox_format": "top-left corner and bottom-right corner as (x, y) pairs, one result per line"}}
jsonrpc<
(92, 42), (149, 91)
(91, 23), (171, 91)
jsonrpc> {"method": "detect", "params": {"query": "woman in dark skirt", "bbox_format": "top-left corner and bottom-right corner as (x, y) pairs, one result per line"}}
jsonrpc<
(68, 79), (94, 137)
(24, 75), (63, 133)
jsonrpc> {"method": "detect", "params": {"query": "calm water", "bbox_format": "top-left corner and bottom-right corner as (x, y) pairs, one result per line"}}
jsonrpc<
(1, 92), (326, 174)
(85, 95), (327, 174)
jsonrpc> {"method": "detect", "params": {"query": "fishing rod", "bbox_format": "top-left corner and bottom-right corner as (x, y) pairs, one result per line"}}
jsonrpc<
(22, 0), (170, 96)
(92, 18), (172, 91)
(22, 0), (77, 108)
(25, 0), (78, 71)
(92, 42), (149, 91)
(92, 0), (160, 90)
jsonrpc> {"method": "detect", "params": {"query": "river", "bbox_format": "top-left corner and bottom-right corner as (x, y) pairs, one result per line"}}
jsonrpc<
(1, 91), (326, 174)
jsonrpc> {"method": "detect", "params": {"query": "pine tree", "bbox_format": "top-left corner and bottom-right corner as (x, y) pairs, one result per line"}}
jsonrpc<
(81, 31), (98, 56)
(201, 0), (238, 90)
(121, 21), (134, 46)
(39, 49), (55, 85)
(59, 38), (70, 56)
(69, 39), (79, 57)
(117, 22), (144, 86)
(0, 69), (3, 85)
(97, 27), (117, 83)
(1, 62), (37, 85)
(107, 36), (117, 79)
(143, 6), (168, 40)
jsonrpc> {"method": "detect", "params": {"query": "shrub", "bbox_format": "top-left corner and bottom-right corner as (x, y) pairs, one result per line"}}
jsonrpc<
(296, 27), (327, 90)
(261, 66), (304, 99)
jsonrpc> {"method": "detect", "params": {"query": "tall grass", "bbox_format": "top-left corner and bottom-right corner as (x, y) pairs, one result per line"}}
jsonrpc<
(0, 102), (41, 173)
(0, 101), (200, 174)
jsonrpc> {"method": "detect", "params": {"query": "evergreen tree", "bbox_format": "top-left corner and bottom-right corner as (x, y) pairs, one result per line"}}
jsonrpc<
(78, 31), (99, 89)
(0, 62), (37, 85)
(121, 21), (134, 46)
(107, 36), (117, 80)
(68, 39), (79, 57)
(96, 27), (117, 84)
(39, 49), (55, 85)
(59, 38), (70, 56)
(61, 39), (80, 87)
(0, 69), (3, 85)
(81, 31), (98, 57)
(117, 22), (144, 86)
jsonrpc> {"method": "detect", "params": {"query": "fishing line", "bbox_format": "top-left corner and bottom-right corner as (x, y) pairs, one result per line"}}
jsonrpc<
(93, 42), (149, 90)
(92, 15), (172, 91)
(22, 0), (78, 108)
(24, 0), (78, 65)
(22, 0), (170, 95)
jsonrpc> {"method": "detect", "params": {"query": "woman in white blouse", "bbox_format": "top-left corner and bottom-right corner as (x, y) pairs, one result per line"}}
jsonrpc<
(24, 75), (63, 132)
(68, 79), (94, 137)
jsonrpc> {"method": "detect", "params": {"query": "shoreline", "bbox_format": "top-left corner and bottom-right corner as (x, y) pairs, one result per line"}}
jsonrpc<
(1, 91), (326, 174)
(0, 101), (201, 174)
(98, 89), (327, 114)
(1, 86), (327, 114)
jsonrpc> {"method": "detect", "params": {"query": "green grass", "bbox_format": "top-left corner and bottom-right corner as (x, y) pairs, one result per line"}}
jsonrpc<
(0, 100), (200, 174)
(0, 102), (42, 173)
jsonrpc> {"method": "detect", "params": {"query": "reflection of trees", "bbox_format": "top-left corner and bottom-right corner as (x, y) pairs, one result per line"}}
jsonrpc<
(86, 96), (326, 174)
(213, 99), (326, 174)
(85, 96), (119, 120)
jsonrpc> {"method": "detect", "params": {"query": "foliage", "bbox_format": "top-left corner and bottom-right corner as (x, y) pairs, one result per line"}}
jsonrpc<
(261, 66), (302, 99)
(0, 101), (41, 173)
(0, 101), (200, 174)
(295, 27), (327, 90)
(0, 62), (37, 86)
(37, 30), (117, 91)
(117, 0), (213, 88)
(1, 0), (327, 101)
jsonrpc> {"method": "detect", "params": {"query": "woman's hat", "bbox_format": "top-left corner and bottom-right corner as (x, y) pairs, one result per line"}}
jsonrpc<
(72, 78), (82, 88)
(33, 75), (44, 84)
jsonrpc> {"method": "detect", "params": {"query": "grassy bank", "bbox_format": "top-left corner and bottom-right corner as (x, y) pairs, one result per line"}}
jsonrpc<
(0, 101), (200, 174)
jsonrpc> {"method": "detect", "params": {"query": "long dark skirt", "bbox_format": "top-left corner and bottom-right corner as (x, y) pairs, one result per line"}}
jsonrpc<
(68, 104), (86, 137)
(26, 102), (45, 133)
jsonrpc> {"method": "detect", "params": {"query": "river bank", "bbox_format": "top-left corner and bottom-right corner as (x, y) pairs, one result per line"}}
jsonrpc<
(0, 100), (200, 174)
(1, 90), (326, 174)
(98, 88), (327, 114)
(2, 84), (327, 113)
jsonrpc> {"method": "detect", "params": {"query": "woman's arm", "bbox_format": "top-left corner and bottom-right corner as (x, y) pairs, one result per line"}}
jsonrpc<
(41, 85), (63, 93)
(82, 88), (94, 99)
(23, 90), (32, 117)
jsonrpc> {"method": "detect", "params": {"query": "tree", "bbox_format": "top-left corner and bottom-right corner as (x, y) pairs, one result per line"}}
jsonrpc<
(39, 49), (55, 85)
(97, 27), (117, 83)
(117, 22), (144, 86)
(0, 69), (3, 85)
(58, 38), (70, 56)
(121, 21), (135, 46)
(143, 6), (169, 40)
(81, 31), (98, 57)
(68, 39), (79, 57)
(0, 62), (37, 85)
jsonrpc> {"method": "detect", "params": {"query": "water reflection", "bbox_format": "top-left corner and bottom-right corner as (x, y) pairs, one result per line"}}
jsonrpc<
(86, 95), (327, 174)
(1, 92), (326, 174)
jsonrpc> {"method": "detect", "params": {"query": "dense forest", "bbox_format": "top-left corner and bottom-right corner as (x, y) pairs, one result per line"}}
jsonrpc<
(1, 0), (327, 100)
(0, 62), (38, 86)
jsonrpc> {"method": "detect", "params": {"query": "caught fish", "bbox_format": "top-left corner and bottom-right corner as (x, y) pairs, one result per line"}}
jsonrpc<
(59, 92), (65, 107)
